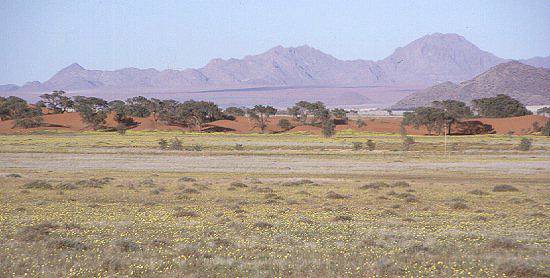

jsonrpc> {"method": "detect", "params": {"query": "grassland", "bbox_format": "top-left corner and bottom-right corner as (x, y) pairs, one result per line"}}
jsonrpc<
(0, 130), (549, 277)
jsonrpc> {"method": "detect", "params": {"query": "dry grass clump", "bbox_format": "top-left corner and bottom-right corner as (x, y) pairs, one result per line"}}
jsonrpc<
(16, 222), (59, 241)
(282, 179), (319, 187)
(468, 189), (489, 195)
(58, 182), (79, 190)
(326, 191), (351, 199)
(333, 215), (353, 221)
(180, 188), (200, 194)
(23, 180), (53, 189)
(6, 173), (22, 178)
(392, 181), (411, 188)
(179, 176), (197, 182)
(253, 222), (273, 229)
(75, 177), (113, 188)
(493, 184), (519, 192)
(114, 239), (142, 252)
(173, 209), (199, 218)
(48, 238), (88, 251)
(487, 238), (523, 249)
(360, 182), (389, 190)
(229, 181), (248, 188)
(449, 201), (469, 210)
(496, 259), (544, 277)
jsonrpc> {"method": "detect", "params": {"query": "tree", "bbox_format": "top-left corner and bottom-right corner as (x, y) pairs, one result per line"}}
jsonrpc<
(73, 96), (108, 130)
(39, 90), (74, 113)
(331, 108), (348, 123)
(356, 118), (366, 128)
(432, 100), (472, 135)
(108, 100), (136, 130)
(0, 96), (43, 127)
(471, 94), (531, 118)
(537, 107), (550, 117)
(277, 118), (293, 130)
(158, 100), (180, 125)
(402, 107), (446, 135)
(176, 100), (224, 129)
(322, 119), (336, 138)
(249, 105), (277, 133)
(541, 120), (550, 136)
(126, 96), (152, 117)
(288, 101), (329, 126)
(148, 98), (163, 123)
(225, 107), (246, 117)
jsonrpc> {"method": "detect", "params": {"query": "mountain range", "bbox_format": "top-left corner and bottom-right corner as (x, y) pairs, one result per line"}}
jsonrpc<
(392, 61), (550, 109)
(1, 33), (549, 107)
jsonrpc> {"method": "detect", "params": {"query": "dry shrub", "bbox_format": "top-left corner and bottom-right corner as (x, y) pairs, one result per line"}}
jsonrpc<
(487, 238), (523, 249)
(333, 215), (353, 221)
(360, 182), (389, 190)
(282, 179), (318, 187)
(58, 182), (79, 190)
(181, 188), (200, 194)
(48, 238), (88, 250)
(230, 181), (248, 188)
(173, 209), (199, 218)
(253, 222), (273, 229)
(392, 181), (411, 188)
(449, 201), (469, 210)
(17, 222), (59, 241)
(326, 191), (350, 199)
(6, 173), (22, 178)
(114, 239), (142, 252)
(75, 177), (113, 188)
(493, 184), (519, 192)
(23, 180), (53, 189)
(179, 176), (197, 182)
(496, 259), (543, 277)
(468, 189), (489, 195)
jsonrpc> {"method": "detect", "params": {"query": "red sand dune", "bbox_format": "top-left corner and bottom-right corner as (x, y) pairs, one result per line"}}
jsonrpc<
(0, 112), (547, 136)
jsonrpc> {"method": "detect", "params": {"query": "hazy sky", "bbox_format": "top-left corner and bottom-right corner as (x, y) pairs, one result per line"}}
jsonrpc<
(1, 0), (549, 85)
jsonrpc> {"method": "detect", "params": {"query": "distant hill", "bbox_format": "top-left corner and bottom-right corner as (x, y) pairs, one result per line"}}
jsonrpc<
(2, 33), (549, 107)
(392, 61), (550, 109)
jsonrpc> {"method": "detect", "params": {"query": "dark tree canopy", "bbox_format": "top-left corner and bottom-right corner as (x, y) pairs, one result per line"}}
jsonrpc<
(277, 118), (293, 130)
(39, 90), (74, 113)
(249, 105), (277, 133)
(402, 107), (446, 135)
(471, 94), (531, 118)
(224, 107), (246, 117)
(432, 100), (472, 135)
(175, 100), (224, 129)
(288, 101), (329, 126)
(126, 96), (152, 118)
(73, 96), (109, 129)
(0, 96), (42, 125)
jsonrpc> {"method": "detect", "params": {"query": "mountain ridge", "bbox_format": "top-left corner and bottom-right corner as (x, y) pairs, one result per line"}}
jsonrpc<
(2, 33), (549, 104)
(392, 61), (550, 109)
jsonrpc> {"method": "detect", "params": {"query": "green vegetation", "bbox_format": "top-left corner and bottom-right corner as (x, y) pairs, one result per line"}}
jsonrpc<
(472, 94), (532, 118)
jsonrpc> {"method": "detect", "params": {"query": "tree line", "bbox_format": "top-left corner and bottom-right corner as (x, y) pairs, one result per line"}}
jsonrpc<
(1, 91), (549, 136)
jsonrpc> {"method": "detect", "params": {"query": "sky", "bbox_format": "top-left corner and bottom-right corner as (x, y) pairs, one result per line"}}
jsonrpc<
(0, 0), (549, 85)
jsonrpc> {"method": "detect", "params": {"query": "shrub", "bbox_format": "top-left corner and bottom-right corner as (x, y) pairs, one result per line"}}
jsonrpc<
(115, 123), (128, 135)
(17, 222), (59, 241)
(322, 119), (336, 138)
(541, 120), (550, 136)
(173, 209), (199, 218)
(234, 143), (244, 150)
(158, 138), (168, 150)
(23, 180), (53, 189)
(493, 184), (519, 192)
(468, 189), (489, 195)
(449, 201), (469, 209)
(6, 173), (22, 178)
(326, 191), (350, 199)
(48, 238), (88, 250)
(356, 118), (366, 128)
(13, 116), (43, 128)
(169, 137), (183, 150)
(282, 179), (318, 187)
(333, 215), (353, 221)
(518, 137), (532, 151)
(253, 222), (273, 228)
(352, 142), (363, 151)
(75, 178), (112, 188)
(277, 118), (293, 130)
(365, 139), (376, 151)
(230, 181), (248, 188)
(179, 176), (197, 182)
(114, 239), (142, 252)
(360, 182), (389, 190)
(186, 144), (203, 151)
(402, 136), (415, 151)
(392, 181), (411, 188)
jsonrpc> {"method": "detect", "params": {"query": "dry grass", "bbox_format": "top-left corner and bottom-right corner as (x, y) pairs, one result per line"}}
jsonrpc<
(0, 131), (548, 277)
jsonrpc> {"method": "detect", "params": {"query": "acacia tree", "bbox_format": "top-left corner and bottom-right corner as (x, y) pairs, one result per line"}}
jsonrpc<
(249, 105), (277, 133)
(288, 101), (329, 126)
(39, 90), (74, 113)
(176, 100), (224, 129)
(432, 100), (471, 135)
(224, 107), (246, 117)
(471, 94), (531, 118)
(0, 96), (43, 128)
(126, 96), (152, 117)
(402, 107), (446, 135)
(73, 96), (108, 129)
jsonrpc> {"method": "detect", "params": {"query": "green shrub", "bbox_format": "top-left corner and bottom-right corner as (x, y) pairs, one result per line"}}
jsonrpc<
(365, 139), (376, 151)
(352, 142), (363, 151)
(518, 137), (532, 151)
(402, 136), (415, 151)
(23, 180), (53, 189)
(158, 138), (168, 150)
(170, 138), (183, 150)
